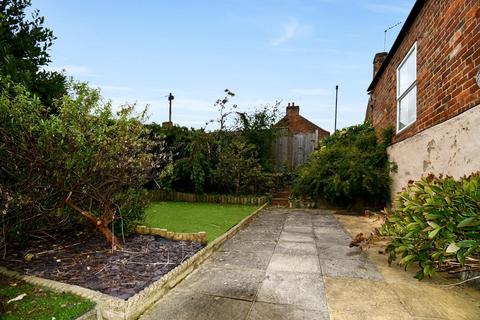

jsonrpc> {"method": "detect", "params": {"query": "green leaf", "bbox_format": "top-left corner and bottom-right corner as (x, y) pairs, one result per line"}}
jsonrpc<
(457, 217), (480, 228)
(423, 264), (434, 277)
(425, 213), (441, 220)
(428, 227), (442, 239)
(457, 251), (465, 265)
(445, 242), (460, 254)
(457, 240), (478, 248)
(400, 255), (415, 265)
(427, 221), (440, 229)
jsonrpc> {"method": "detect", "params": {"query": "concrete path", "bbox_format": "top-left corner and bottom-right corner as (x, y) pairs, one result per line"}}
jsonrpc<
(140, 208), (480, 320)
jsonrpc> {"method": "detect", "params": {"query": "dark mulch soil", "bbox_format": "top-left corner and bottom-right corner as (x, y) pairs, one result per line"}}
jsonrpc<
(1, 228), (204, 300)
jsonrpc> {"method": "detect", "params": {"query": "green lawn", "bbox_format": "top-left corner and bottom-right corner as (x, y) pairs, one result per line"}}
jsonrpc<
(143, 202), (260, 242)
(0, 275), (94, 320)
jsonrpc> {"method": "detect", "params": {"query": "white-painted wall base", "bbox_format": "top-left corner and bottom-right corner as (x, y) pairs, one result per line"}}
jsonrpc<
(388, 104), (480, 198)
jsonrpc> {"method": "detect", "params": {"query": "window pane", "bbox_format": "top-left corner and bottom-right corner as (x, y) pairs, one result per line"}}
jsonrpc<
(399, 47), (416, 95)
(398, 85), (416, 130)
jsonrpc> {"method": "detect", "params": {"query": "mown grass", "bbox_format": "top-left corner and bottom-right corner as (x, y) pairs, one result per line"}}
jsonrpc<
(0, 275), (94, 320)
(143, 202), (259, 242)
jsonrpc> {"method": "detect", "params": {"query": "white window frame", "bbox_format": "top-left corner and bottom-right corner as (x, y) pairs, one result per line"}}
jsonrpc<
(396, 42), (417, 133)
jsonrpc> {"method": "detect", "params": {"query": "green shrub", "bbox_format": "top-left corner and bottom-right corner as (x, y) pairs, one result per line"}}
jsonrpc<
(146, 101), (282, 196)
(0, 81), (154, 250)
(293, 123), (394, 208)
(381, 173), (480, 280)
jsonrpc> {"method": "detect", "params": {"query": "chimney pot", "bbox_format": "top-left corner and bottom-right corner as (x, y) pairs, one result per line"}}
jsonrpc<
(286, 103), (300, 117)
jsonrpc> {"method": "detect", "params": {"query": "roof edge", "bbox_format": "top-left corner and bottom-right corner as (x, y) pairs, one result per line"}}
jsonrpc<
(367, 0), (426, 92)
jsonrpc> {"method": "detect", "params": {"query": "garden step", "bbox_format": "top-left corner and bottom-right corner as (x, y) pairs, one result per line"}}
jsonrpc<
(271, 198), (289, 206)
(276, 191), (291, 197)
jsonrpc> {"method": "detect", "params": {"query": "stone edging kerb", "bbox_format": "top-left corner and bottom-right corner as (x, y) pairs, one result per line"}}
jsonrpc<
(0, 202), (268, 320)
(135, 226), (207, 245)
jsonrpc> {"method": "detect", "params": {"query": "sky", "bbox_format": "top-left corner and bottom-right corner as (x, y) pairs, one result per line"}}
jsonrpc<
(34, 0), (415, 131)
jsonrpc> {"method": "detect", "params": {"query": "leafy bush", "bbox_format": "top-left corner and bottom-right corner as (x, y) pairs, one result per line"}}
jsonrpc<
(293, 123), (394, 208)
(0, 81), (155, 250)
(211, 140), (265, 195)
(146, 96), (282, 196)
(380, 173), (480, 280)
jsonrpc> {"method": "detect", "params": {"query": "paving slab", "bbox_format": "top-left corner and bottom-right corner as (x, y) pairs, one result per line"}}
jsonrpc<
(234, 229), (281, 241)
(324, 277), (411, 319)
(267, 253), (321, 273)
(391, 282), (480, 320)
(140, 290), (252, 320)
(279, 231), (315, 243)
(248, 220), (284, 229)
(209, 249), (272, 270)
(313, 221), (342, 228)
(257, 271), (328, 311)
(256, 212), (289, 220)
(274, 240), (317, 256)
(313, 226), (348, 235)
(221, 239), (277, 253)
(283, 225), (312, 233)
(320, 257), (382, 280)
(248, 302), (329, 320)
(312, 216), (341, 226)
(180, 266), (265, 301)
(317, 244), (363, 260)
(316, 234), (352, 247)
(285, 216), (312, 224)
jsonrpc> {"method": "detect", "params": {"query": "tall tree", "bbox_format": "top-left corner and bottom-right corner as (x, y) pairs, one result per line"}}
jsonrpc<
(0, 0), (66, 107)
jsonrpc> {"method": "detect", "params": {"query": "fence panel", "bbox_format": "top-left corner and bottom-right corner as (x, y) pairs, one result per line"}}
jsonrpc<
(273, 129), (318, 169)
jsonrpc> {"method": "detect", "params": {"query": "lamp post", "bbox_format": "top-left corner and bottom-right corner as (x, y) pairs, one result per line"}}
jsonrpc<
(334, 85), (338, 132)
(168, 93), (174, 123)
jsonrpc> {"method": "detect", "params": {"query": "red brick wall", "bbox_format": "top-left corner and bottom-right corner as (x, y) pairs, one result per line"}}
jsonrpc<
(368, 0), (480, 143)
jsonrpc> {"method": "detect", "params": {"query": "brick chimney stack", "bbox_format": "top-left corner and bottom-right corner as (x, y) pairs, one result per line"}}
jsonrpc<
(286, 102), (300, 117)
(373, 52), (388, 77)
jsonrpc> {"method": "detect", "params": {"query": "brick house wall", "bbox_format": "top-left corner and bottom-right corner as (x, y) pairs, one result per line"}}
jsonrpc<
(367, 0), (480, 144)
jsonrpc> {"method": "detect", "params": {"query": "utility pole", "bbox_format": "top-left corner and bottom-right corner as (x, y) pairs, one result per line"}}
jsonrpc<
(334, 85), (338, 132)
(168, 93), (174, 123)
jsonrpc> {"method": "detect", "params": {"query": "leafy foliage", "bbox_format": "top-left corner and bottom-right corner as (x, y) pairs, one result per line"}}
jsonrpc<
(234, 102), (280, 171)
(380, 173), (480, 280)
(0, 80), (156, 250)
(211, 140), (264, 195)
(147, 93), (282, 196)
(0, 0), (66, 107)
(293, 123), (394, 208)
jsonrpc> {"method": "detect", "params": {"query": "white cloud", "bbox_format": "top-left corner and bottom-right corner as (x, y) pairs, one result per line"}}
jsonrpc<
(43, 65), (95, 77)
(291, 88), (332, 96)
(271, 20), (309, 46)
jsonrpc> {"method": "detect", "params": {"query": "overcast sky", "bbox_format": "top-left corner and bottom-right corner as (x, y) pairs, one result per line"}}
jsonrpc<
(35, 0), (415, 131)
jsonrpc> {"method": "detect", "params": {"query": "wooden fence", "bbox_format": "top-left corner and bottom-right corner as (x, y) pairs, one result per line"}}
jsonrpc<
(150, 190), (269, 205)
(273, 128), (319, 169)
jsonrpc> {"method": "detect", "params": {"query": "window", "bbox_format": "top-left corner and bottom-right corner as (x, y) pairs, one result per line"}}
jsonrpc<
(396, 43), (417, 132)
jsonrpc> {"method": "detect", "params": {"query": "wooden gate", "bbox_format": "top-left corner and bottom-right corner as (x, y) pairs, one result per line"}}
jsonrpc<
(273, 128), (319, 169)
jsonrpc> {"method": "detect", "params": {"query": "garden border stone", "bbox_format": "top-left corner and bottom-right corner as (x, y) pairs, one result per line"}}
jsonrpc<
(0, 202), (268, 320)
(134, 226), (207, 244)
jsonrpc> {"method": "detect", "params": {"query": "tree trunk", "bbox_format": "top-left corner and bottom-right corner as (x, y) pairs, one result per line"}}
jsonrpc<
(65, 199), (122, 250)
